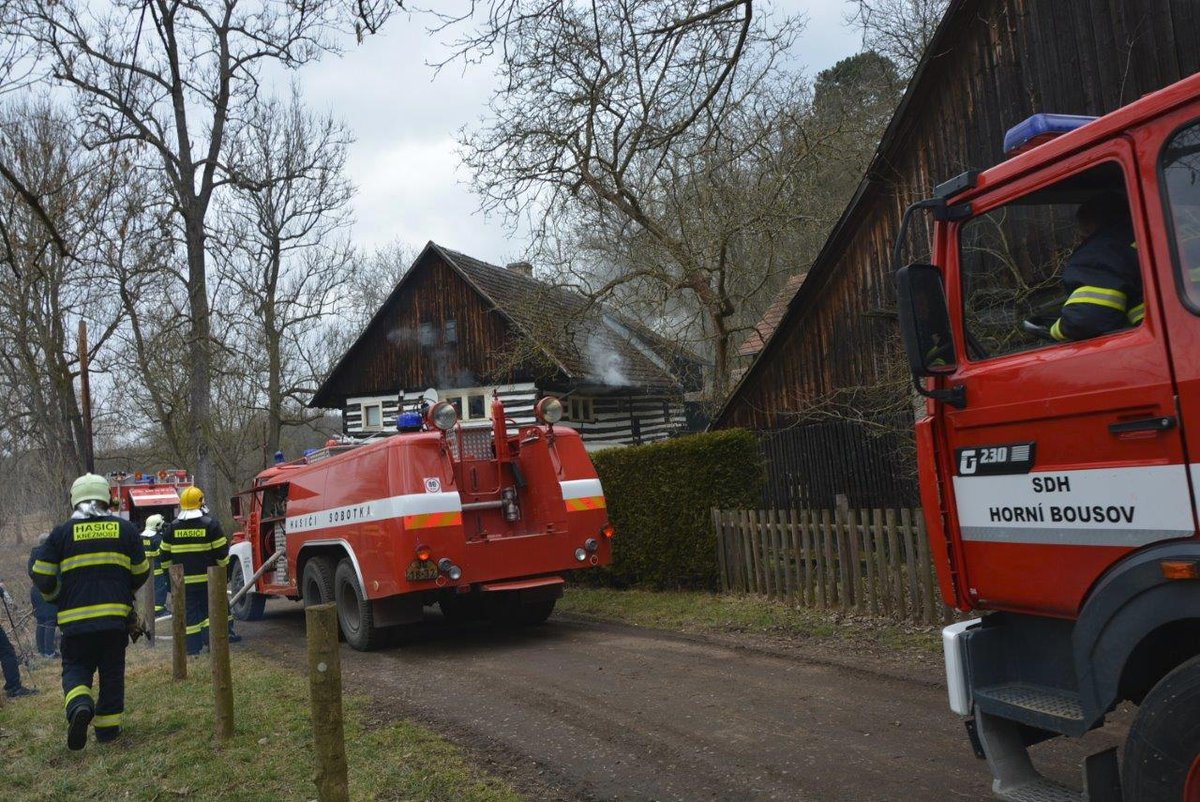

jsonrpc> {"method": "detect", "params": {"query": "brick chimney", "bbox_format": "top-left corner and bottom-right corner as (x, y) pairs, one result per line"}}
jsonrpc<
(506, 261), (533, 277)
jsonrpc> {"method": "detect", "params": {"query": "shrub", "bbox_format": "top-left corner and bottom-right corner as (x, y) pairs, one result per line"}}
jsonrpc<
(588, 429), (763, 590)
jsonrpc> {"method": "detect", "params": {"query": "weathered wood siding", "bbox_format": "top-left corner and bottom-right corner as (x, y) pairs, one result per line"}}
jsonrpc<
(717, 0), (1200, 432)
(325, 253), (537, 404)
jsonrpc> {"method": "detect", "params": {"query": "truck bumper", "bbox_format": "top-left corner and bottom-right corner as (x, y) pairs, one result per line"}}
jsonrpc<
(943, 618), (982, 715)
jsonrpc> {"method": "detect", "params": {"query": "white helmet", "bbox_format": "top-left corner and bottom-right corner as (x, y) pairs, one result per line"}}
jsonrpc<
(142, 513), (165, 534)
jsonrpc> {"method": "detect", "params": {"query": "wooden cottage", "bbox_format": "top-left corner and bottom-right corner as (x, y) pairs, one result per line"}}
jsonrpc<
(711, 0), (1200, 507)
(311, 242), (703, 448)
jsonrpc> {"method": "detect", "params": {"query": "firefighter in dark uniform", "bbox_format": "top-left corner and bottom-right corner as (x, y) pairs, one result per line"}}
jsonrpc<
(30, 473), (148, 749)
(160, 486), (228, 655)
(140, 514), (168, 615)
(1049, 191), (1143, 341)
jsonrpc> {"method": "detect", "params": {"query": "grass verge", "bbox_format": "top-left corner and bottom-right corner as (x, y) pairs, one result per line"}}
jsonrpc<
(0, 645), (521, 802)
(557, 587), (940, 655)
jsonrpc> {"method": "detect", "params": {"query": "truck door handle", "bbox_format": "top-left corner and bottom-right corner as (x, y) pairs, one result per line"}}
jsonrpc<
(1108, 416), (1177, 434)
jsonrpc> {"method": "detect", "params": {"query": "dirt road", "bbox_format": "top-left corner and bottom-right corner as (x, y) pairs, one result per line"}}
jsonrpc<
(240, 604), (1126, 801)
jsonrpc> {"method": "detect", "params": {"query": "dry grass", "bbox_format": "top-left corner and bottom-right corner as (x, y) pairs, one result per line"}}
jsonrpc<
(0, 646), (522, 801)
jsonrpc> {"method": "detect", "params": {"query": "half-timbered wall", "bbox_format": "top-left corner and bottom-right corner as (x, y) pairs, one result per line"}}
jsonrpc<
(717, 0), (1200, 433)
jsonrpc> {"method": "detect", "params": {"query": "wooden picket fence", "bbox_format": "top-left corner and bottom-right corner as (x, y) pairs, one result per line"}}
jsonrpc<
(712, 507), (953, 625)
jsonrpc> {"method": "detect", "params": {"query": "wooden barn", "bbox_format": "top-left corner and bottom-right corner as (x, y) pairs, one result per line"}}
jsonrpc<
(311, 242), (703, 448)
(712, 0), (1200, 507)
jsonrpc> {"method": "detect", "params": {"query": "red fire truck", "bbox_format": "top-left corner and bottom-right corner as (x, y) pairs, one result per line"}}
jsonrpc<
(226, 394), (613, 650)
(896, 72), (1200, 801)
(108, 469), (192, 528)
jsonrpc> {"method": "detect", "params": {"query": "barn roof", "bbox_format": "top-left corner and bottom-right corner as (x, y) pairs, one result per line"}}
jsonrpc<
(710, 1), (968, 426)
(737, 272), (808, 358)
(311, 242), (701, 408)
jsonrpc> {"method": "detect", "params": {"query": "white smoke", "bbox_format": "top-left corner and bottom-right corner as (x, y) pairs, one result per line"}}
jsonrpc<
(586, 331), (629, 386)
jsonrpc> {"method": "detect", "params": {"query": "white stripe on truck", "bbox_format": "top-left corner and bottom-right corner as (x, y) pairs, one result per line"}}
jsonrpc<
(560, 478), (604, 500)
(285, 492), (462, 534)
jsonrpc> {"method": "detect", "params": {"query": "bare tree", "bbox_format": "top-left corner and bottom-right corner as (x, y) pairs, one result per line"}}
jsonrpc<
(0, 102), (127, 498)
(453, 0), (805, 399)
(219, 89), (355, 466)
(15, 0), (352, 490)
(845, 0), (949, 78)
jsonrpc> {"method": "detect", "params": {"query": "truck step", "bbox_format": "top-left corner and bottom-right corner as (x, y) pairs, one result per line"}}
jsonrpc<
(974, 683), (1087, 735)
(993, 777), (1083, 802)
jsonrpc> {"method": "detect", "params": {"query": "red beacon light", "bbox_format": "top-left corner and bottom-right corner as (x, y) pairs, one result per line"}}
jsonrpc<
(1003, 113), (1097, 157)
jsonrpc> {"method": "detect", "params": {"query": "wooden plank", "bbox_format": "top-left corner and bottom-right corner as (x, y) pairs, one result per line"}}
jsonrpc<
(915, 510), (936, 626)
(748, 509), (764, 596)
(833, 499), (851, 608)
(769, 509), (783, 601)
(885, 508), (904, 620)
(862, 509), (878, 616)
(779, 509), (793, 604)
(812, 508), (827, 610)
(821, 509), (837, 607)
(846, 507), (862, 610)
(714, 509), (729, 594)
(739, 509), (754, 594)
(902, 509), (923, 624)
(801, 508), (815, 607)
(873, 509), (890, 617)
(763, 509), (775, 599)
(787, 508), (800, 606)
(776, 510), (788, 603)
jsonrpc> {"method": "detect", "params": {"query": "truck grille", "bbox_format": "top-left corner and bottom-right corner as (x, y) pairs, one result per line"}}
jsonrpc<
(451, 427), (495, 460)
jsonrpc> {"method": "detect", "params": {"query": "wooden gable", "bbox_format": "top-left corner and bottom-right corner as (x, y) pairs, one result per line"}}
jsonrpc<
(315, 249), (539, 407)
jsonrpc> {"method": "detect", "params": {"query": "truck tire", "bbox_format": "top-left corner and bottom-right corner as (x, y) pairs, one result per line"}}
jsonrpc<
(229, 561), (266, 621)
(301, 557), (335, 607)
(1122, 654), (1200, 801)
(334, 559), (380, 651)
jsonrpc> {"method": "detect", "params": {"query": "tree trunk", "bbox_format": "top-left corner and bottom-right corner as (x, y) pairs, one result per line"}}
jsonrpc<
(264, 292), (283, 468)
(184, 213), (213, 492)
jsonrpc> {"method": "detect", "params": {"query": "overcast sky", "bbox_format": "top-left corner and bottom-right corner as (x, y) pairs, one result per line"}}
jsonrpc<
(282, 1), (864, 266)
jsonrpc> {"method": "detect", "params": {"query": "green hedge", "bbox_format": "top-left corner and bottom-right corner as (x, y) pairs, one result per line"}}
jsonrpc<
(589, 429), (764, 590)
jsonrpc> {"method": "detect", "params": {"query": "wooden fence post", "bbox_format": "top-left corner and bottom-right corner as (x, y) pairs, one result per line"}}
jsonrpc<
(208, 565), (234, 742)
(170, 564), (186, 680)
(713, 509), (729, 593)
(862, 508), (878, 616)
(138, 574), (155, 645)
(915, 511), (937, 626)
(307, 603), (349, 802)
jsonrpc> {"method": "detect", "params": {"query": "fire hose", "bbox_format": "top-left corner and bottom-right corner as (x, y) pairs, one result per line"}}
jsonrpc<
(228, 548), (285, 609)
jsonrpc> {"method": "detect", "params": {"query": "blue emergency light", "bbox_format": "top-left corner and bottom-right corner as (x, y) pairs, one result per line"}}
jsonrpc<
(396, 411), (423, 432)
(1003, 113), (1097, 156)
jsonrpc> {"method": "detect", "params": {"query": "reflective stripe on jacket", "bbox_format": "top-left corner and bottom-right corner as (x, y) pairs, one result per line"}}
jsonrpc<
(160, 514), (228, 581)
(31, 514), (148, 635)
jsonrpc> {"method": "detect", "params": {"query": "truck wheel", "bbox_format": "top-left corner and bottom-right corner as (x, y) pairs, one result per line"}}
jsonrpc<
(334, 559), (379, 651)
(229, 561), (266, 621)
(301, 557), (335, 607)
(1122, 654), (1200, 801)
(519, 598), (556, 626)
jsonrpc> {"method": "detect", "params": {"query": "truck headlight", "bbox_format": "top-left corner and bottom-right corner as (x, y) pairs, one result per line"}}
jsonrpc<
(535, 397), (564, 424)
(428, 401), (458, 431)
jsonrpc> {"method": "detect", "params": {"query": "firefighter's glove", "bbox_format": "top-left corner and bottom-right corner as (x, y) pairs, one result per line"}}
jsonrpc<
(126, 611), (147, 644)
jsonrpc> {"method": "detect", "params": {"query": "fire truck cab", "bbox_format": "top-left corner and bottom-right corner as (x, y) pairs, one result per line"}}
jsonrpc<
(227, 393), (613, 651)
(896, 72), (1200, 801)
(109, 469), (191, 528)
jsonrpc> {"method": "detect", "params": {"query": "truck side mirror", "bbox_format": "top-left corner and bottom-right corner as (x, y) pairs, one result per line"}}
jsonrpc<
(896, 263), (966, 408)
(230, 495), (243, 520)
